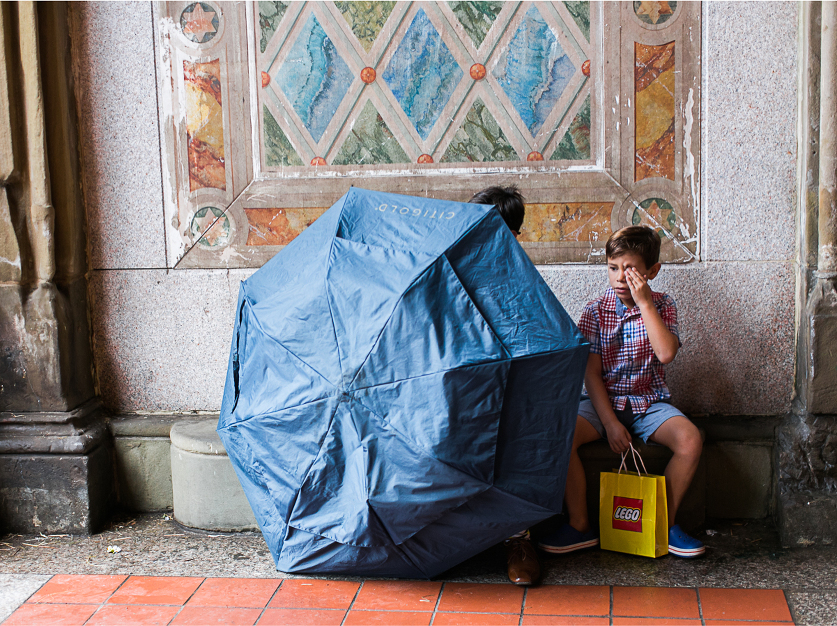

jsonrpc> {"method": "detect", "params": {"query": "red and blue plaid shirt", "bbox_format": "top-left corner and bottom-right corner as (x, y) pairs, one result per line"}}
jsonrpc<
(578, 287), (680, 414)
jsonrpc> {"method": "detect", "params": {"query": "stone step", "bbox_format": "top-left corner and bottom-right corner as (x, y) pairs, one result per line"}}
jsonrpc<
(170, 419), (258, 532)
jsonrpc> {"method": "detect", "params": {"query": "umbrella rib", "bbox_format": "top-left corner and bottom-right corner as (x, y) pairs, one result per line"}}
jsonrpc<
(216, 392), (341, 429)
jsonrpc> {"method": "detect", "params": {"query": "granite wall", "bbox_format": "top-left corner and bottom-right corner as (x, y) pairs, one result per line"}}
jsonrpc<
(72, 2), (799, 418)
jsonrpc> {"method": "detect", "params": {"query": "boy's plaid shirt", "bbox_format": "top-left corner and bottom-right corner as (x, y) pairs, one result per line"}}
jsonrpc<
(578, 287), (680, 414)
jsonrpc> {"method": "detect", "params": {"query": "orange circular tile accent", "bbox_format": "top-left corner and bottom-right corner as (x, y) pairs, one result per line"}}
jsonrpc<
(469, 63), (486, 80)
(261, 71), (270, 88)
(417, 154), (434, 164)
(527, 151), (544, 161)
(310, 157), (327, 166)
(360, 67), (376, 84)
(582, 60), (591, 77)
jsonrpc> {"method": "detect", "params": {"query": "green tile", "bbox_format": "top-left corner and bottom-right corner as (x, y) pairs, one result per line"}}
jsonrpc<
(332, 101), (410, 165)
(448, 1), (504, 48)
(334, 1), (396, 52)
(259, 1), (288, 53)
(264, 105), (303, 167)
(441, 98), (518, 163)
(551, 95), (591, 160)
(563, 0), (590, 42)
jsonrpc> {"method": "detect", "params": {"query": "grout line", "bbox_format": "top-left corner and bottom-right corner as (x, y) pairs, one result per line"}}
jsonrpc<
(519, 586), (527, 626)
(339, 579), (364, 626)
(609, 585), (614, 626)
(255, 577), (284, 623)
(81, 573), (132, 626)
(696, 586), (706, 626)
(429, 581), (445, 625)
(165, 576), (206, 625)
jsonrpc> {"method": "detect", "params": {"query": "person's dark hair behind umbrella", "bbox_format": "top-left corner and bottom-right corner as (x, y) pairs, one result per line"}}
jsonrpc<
(470, 186), (525, 236)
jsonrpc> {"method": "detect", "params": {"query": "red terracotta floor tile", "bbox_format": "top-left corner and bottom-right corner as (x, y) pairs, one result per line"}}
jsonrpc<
(187, 577), (281, 608)
(107, 575), (204, 605)
(435, 612), (521, 625)
(700, 588), (793, 622)
(613, 586), (700, 619)
(3, 603), (98, 626)
(268, 579), (359, 610)
(171, 605), (262, 625)
(344, 610), (432, 625)
(522, 617), (610, 626)
(27, 575), (127, 604)
(351, 580), (441, 611)
(257, 608), (346, 625)
(86, 604), (181, 626)
(524, 585), (610, 616)
(437, 583), (524, 614)
(613, 619), (702, 625)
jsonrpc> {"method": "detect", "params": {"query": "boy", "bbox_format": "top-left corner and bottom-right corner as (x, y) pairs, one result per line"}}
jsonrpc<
(470, 186), (542, 585)
(538, 226), (705, 558)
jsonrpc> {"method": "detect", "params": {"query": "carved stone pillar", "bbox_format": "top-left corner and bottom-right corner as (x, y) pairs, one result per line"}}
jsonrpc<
(0, 1), (111, 534)
(778, 1), (837, 546)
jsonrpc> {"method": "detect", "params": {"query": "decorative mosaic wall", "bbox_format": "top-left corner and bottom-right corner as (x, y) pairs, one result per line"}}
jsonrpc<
(156, 1), (700, 268)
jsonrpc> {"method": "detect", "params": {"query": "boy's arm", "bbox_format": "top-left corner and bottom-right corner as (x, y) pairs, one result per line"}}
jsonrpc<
(625, 267), (679, 364)
(585, 353), (632, 454)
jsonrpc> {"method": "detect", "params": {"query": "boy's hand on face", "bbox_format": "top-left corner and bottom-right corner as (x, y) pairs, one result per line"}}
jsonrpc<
(625, 267), (653, 308)
(604, 420), (632, 454)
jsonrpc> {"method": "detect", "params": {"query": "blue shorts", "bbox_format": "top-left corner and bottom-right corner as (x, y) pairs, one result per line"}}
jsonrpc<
(577, 396), (685, 443)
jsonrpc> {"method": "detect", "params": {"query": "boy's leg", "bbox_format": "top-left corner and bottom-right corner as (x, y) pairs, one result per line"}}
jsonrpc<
(564, 416), (604, 532)
(538, 415), (602, 554)
(647, 415), (702, 527)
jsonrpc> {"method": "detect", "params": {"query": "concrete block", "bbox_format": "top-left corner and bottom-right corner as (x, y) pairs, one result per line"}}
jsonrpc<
(114, 437), (173, 512)
(706, 442), (773, 519)
(170, 419), (257, 531)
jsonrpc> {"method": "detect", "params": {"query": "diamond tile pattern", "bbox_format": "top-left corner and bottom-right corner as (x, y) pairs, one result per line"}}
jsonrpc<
(493, 6), (577, 136)
(277, 13), (353, 143)
(382, 9), (463, 140)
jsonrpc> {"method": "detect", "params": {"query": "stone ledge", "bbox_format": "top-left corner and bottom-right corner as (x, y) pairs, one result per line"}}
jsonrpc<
(0, 399), (108, 455)
(108, 413), (218, 438)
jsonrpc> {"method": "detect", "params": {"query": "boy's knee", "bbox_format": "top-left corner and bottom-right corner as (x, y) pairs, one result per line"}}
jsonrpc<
(675, 423), (702, 458)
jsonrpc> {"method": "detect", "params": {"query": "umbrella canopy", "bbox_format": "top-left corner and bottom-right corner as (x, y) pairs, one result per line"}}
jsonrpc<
(218, 187), (589, 578)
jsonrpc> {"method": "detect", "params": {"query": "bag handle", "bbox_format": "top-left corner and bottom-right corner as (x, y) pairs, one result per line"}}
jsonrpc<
(618, 443), (649, 476)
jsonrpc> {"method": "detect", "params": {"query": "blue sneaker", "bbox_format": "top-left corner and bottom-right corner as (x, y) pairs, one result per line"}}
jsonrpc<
(668, 524), (705, 558)
(538, 523), (599, 554)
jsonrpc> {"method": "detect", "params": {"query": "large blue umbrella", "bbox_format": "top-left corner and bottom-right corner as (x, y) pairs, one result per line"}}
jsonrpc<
(218, 188), (588, 578)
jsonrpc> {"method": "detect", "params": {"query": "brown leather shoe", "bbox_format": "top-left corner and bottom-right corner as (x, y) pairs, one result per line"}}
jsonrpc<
(505, 536), (540, 586)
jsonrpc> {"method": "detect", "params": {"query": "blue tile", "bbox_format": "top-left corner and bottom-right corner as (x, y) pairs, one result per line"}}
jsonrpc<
(278, 14), (353, 143)
(493, 6), (576, 136)
(382, 9), (463, 140)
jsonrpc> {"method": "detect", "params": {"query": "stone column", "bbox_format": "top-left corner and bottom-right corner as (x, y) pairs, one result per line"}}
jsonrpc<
(778, 1), (837, 546)
(0, 2), (112, 534)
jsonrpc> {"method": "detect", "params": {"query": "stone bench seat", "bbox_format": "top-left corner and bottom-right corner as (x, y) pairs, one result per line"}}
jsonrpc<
(577, 431), (706, 531)
(170, 419), (258, 532)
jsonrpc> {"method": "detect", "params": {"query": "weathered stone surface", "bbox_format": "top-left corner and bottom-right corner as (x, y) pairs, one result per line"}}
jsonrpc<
(0, 444), (113, 534)
(778, 490), (837, 548)
(807, 280), (837, 414)
(0, 399), (106, 454)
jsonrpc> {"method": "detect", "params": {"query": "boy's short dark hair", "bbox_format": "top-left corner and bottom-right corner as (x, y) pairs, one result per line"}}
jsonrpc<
(469, 186), (525, 232)
(606, 226), (662, 268)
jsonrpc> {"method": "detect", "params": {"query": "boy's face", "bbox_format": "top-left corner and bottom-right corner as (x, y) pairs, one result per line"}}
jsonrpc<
(607, 252), (660, 307)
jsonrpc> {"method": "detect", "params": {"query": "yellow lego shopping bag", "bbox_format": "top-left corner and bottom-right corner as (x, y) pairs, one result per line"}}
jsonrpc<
(599, 446), (668, 558)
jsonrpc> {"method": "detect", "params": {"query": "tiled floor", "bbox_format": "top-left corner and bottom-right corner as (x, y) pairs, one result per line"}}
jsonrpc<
(3, 575), (795, 625)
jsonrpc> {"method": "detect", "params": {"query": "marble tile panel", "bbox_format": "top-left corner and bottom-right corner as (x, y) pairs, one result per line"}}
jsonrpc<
(263, 106), (303, 167)
(552, 95), (591, 161)
(89, 268), (254, 412)
(184, 60), (226, 191)
(449, 1), (504, 49)
(333, 101), (410, 166)
(70, 2), (166, 269)
(539, 260), (795, 416)
(702, 2), (797, 261)
(335, 1), (396, 52)
(520, 202), (612, 243)
(440, 99), (518, 163)
(635, 42), (675, 182)
(0, 574), (50, 622)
